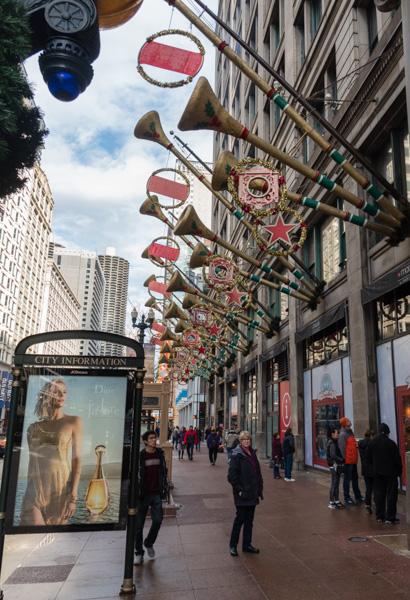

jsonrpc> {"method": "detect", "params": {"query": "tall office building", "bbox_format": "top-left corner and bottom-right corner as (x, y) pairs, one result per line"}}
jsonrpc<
(0, 163), (53, 423)
(38, 258), (82, 355)
(53, 247), (105, 355)
(98, 247), (129, 356)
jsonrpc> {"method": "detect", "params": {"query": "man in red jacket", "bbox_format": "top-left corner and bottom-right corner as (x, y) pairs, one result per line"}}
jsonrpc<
(338, 417), (364, 505)
(184, 425), (197, 461)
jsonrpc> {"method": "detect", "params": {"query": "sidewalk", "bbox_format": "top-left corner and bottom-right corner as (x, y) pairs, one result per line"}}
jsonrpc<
(1, 447), (409, 599)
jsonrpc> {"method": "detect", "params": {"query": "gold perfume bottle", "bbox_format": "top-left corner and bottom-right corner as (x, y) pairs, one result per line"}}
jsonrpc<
(85, 445), (110, 518)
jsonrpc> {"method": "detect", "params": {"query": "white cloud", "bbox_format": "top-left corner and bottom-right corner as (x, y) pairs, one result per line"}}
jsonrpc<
(25, 0), (219, 312)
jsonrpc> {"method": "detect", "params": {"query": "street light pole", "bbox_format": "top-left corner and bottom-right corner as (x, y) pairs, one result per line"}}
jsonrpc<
(131, 307), (155, 344)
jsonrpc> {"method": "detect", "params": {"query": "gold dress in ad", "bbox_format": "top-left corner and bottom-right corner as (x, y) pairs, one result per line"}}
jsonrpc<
(20, 422), (73, 525)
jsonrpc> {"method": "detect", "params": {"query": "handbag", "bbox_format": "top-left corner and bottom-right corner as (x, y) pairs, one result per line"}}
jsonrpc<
(269, 459), (275, 469)
(336, 463), (346, 474)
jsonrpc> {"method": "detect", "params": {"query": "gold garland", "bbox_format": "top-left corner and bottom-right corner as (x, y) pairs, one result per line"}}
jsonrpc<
(227, 157), (283, 218)
(137, 29), (205, 88)
(147, 168), (191, 209)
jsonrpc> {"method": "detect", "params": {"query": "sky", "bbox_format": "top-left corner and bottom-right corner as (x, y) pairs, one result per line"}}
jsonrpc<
(24, 0), (219, 323)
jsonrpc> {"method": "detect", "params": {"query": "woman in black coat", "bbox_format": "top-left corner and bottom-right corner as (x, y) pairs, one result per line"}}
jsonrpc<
(227, 431), (263, 556)
(358, 429), (375, 513)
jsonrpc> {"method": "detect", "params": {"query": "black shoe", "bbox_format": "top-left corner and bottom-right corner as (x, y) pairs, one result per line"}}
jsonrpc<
(377, 518), (385, 522)
(230, 547), (238, 556)
(385, 518), (400, 524)
(366, 505), (372, 514)
(243, 545), (259, 553)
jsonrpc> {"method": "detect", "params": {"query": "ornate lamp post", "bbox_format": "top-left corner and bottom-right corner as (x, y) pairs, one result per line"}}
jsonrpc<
(131, 307), (155, 344)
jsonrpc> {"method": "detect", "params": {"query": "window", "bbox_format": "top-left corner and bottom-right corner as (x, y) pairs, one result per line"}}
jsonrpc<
(243, 369), (258, 439)
(304, 202), (347, 283)
(376, 282), (410, 342)
(367, 2), (378, 52)
(310, 0), (322, 39)
(295, 7), (305, 71)
(304, 317), (348, 368)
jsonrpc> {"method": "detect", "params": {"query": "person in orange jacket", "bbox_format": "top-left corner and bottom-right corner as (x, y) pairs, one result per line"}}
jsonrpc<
(338, 417), (364, 505)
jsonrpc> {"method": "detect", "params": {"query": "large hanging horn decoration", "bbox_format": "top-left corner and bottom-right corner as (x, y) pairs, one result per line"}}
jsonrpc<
(173, 205), (313, 304)
(178, 77), (400, 230)
(214, 150), (393, 239)
(164, 0), (408, 232)
(134, 112), (319, 301)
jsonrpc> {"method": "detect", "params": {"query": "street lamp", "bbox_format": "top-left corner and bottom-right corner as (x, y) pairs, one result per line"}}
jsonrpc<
(131, 307), (155, 344)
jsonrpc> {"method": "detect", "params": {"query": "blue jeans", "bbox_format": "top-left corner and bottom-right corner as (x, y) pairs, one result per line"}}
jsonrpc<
(135, 494), (163, 555)
(273, 464), (280, 478)
(284, 454), (293, 479)
(187, 443), (194, 459)
(343, 463), (362, 502)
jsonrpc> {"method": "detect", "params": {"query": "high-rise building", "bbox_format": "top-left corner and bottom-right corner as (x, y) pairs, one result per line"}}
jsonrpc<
(38, 258), (82, 355)
(8, 164), (53, 358)
(98, 247), (129, 356)
(53, 247), (105, 355)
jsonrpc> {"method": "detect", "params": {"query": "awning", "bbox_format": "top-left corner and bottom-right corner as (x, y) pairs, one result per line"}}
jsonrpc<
(239, 359), (257, 375)
(294, 302), (346, 343)
(259, 339), (288, 363)
(361, 259), (410, 305)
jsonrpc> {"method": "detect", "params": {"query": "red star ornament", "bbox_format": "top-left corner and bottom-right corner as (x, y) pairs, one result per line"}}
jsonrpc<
(209, 323), (223, 338)
(197, 345), (207, 355)
(263, 213), (298, 246)
(224, 286), (245, 307)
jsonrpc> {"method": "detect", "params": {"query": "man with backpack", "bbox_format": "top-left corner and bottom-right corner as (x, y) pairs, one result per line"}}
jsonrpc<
(225, 427), (238, 462)
(207, 428), (220, 465)
(184, 425), (197, 460)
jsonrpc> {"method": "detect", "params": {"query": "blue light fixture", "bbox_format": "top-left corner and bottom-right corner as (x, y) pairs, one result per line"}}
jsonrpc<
(47, 71), (82, 102)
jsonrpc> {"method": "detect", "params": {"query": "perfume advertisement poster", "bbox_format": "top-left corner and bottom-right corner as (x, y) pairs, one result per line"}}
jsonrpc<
(11, 374), (128, 531)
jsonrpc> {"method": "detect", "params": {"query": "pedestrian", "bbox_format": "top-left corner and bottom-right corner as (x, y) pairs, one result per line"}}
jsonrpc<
(271, 432), (282, 479)
(358, 429), (375, 514)
(184, 425), (197, 460)
(195, 426), (202, 451)
(134, 430), (168, 565)
(367, 423), (402, 524)
(178, 426), (186, 460)
(172, 426), (179, 450)
(282, 427), (295, 482)
(207, 428), (220, 465)
(326, 428), (346, 509)
(225, 427), (238, 462)
(227, 430), (263, 556)
(338, 417), (364, 505)
(205, 425), (211, 439)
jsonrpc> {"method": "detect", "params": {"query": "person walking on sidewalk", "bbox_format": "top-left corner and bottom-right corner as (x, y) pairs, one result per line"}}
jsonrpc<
(172, 426), (180, 450)
(228, 431), (263, 556)
(282, 427), (295, 482)
(358, 429), (375, 514)
(195, 426), (202, 451)
(226, 428), (238, 462)
(207, 428), (220, 465)
(326, 428), (346, 509)
(184, 425), (197, 460)
(338, 417), (364, 505)
(271, 432), (283, 479)
(134, 430), (168, 565)
(178, 427), (186, 460)
(367, 423), (402, 524)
